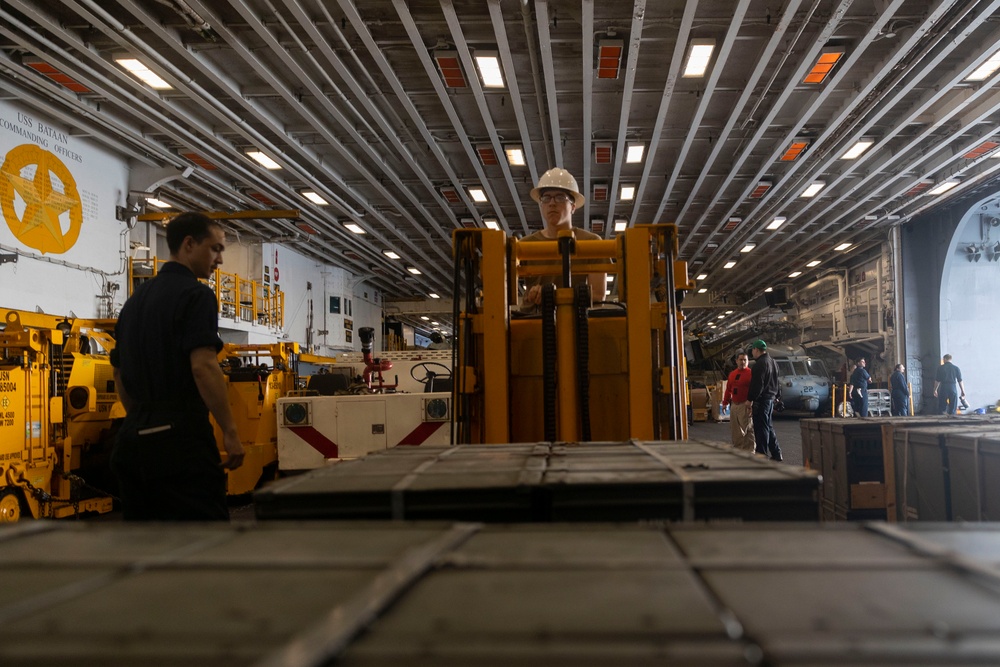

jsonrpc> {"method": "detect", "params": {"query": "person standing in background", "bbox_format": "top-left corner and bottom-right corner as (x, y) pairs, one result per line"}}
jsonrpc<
(747, 340), (782, 462)
(890, 363), (909, 416)
(722, 352), (755, 452)
(933, 354), (966, 414)
(847, 358), (871, 418)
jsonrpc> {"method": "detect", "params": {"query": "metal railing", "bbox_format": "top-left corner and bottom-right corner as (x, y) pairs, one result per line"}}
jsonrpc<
(128, 258), (284, 328)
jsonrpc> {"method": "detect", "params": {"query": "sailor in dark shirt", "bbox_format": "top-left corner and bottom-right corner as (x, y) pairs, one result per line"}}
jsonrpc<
(890, 364), (909, 416)
(747, 339), (782, 462)
(847, 358), (871, 418)
(111, 212), (244, 520)
(933, 354), (966, 415)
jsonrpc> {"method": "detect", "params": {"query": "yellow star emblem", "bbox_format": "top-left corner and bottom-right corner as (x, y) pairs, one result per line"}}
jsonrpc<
(1, 144), (83, 254)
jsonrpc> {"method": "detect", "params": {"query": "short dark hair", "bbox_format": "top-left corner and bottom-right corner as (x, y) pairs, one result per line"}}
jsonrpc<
(165, 212), (220, 254)
(895, 363), (904, 371)
(430, 332), (444, 343)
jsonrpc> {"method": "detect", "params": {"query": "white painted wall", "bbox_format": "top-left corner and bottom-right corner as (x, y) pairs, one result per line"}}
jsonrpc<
(0, 99), (129, 318)
(939, 206), (1000, 412)
(1, 100), (382, 354)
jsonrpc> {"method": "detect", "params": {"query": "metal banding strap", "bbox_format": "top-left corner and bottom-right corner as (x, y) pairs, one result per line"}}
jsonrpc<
(632, 440), (696, 521)
(390, 446), (462, 520)
(254, 522), (483, 667)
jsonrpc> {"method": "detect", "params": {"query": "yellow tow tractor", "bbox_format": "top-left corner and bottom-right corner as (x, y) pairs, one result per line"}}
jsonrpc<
(0, 308), (120, 521)
(214, 342), (301, 495)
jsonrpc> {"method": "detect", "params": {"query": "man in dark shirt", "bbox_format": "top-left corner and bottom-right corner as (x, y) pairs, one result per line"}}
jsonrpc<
(933, 354), (966, 415)
(747, 339), (782, 462)
(847, 358), (871, 418)
(890, 363), (909, 416)
(111, 212), (244, 520)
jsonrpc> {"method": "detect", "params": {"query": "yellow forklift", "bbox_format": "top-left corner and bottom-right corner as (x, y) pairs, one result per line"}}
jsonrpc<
(451, 224), (693, 444)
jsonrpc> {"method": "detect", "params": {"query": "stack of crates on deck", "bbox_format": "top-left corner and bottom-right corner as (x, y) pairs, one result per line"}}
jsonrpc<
(891, 423), (1000, 521)
(255, 440), (821, 522)
(800, 416), (996, 521)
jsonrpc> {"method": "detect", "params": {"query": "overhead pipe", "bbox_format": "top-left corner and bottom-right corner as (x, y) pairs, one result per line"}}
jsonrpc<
(704, 0), (997, 295)
(440, 0), (530, 235)
(644, 0), (743, 225)
(522, 0), (553, 168)
(108, 0), (456, 293)
(533, 0), (563, 167)
(680, 0), (860, 258)
(689, 0), (893, 266)
(387, 0), (516, 233)
(225, 0), (456, 266)
(281, 0), (464, 232)
(672, 0), (804, 243)
(488, 0), (540, 186)
(598, 0), (645, 229)
(0, 4), (393, 286)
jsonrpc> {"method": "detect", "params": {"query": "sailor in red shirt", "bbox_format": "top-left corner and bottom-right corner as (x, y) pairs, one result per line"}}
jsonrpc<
(722, 352), (756, 452)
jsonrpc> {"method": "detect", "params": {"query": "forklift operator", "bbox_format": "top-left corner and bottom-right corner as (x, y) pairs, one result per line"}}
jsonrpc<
(111, 212), (244, 521)
(519, 168), (607, 313)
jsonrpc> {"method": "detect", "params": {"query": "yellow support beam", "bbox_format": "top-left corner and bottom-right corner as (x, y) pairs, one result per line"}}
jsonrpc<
(137, 210), (301, 222)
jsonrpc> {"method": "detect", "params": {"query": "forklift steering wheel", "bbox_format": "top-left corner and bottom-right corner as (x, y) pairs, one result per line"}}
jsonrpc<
(410, 362), (452, 385)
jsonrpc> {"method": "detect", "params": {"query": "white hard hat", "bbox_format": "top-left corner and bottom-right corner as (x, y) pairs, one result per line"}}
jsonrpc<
(530, 168), (586, 208)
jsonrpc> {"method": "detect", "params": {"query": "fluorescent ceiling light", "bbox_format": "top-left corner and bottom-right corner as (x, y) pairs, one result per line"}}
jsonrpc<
(801, 181), (825, 198)
(246, 151), (282, 170)
(483, 218), (500, 230)
(431, 321), (439, 325)
(766, 216), (786, 230)
(697, 288), (708, 294)
(407, 266), (422, 275)
(696, 273), (708, 280)
(806, 260), (821, 267)
(505, 146), (525, 166)
(841, 137), (875, 160)
(428, 293), (440, 299)
(625, 143), (645, 163)
(344, 223), (365, 234)
(469, 187), (488, 203)
(835, 242), (853, 251)
(725, 310), (733, 314)
(145, 197), (171, 209)
(614, 219), (628, 232)
(788, 271), (802, 278)
(620, 184), (635, 201)
(723, 260), (737, 269)
(764, 287), (773, 293)
(864, 215), (878, 221)
(966, 48), (1000, 82)
(383, 250), (401, 260)
(116, 57), (172, 89)
(740, 243), (756, 253)
(928, 179), (959, 196)
(301, 191), (328, 205)
(420, 316), (430, 320)
(683, 39), (715, 78)
(474, 52), (504, 88)
(717, 314), (725, 319)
